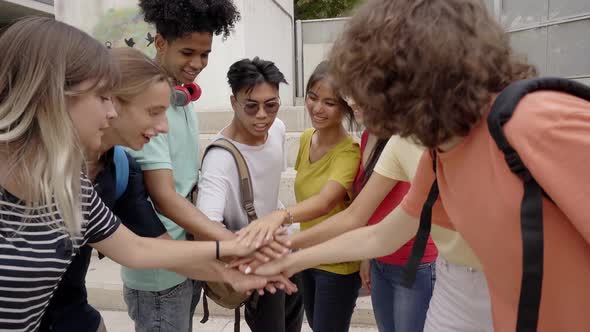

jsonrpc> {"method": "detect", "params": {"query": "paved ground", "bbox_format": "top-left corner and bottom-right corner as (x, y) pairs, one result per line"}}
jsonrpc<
(101, 310), (378, 332)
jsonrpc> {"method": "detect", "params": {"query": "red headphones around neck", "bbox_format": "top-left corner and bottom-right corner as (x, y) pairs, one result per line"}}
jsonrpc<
(172, 83), (202, 107)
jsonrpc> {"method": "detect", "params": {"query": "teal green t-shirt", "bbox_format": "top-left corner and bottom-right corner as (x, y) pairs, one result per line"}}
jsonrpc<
(123, 103), (199, 292)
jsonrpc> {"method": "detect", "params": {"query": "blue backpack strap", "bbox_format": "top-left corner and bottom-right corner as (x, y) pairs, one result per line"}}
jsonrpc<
(113, 146), (129, 201)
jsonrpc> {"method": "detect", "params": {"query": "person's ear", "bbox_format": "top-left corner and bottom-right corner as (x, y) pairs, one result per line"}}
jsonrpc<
(230, 95), (238, 113)
(154, 34), (168, 54)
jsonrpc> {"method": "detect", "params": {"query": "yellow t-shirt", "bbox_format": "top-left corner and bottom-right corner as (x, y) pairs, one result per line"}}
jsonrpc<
(374, 135), (483, 270)
(294, 128), (361, 275)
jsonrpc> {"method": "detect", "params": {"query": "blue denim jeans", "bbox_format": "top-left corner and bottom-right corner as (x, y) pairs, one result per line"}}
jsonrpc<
(370, 260), (435, 332)
(301, 268), (361, 332)
(124, 279), (202, 332)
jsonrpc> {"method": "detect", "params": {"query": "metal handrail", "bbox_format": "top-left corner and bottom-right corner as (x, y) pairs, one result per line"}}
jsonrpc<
(506, 12), (590, 33)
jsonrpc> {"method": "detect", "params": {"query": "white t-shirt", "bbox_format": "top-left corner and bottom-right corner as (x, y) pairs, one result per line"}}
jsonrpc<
(197, 119), (286, 231)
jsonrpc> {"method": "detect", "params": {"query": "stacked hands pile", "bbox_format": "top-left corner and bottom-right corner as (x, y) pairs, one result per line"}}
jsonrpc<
(220, 210), (299, 296)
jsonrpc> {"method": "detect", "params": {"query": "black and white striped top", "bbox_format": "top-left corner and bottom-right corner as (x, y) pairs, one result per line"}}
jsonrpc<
(0, 177), (120, 332)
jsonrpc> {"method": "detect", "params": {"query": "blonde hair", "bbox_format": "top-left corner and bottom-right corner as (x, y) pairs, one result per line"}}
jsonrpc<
(0, 17), (120, 236)
(111, 47), (170, 104)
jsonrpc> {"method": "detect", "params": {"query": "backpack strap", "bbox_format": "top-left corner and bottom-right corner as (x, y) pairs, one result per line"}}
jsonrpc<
(199, 139), (257, 332)
(402, 77), (590, 332)
(113, 146), (129, 201)
(202, 138), (257, 222)
(402, 149), (438, 288)
(96, 146), (129, 261)
(487, 77), (590, 332)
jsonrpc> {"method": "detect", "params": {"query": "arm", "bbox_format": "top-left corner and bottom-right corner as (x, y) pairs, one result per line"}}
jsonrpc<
(291, 145), (360, 223)
(196, 148), (291, 266)
(288, 180), (348, 223)
(238, 145), (361, 246)
(290, 135), (421, 249)
(196, 148), (238, 229)
(255, 207), (418, 277)
(113, 154), (168, 238)
(93, 226), (296, 293)
(236, 179), (350, 248)
(171, 259), (266, 292)
(144, 170), (235, 241)
(290, 172), (397, 249)
(169, 258), (296, 294)
(127, 132), (235, 241)
(252, 139), (450, 277)
(82, 181), (251, 273)
(91, 225), (249, 271)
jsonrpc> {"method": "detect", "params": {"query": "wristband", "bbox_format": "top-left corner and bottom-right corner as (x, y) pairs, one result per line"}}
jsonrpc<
(215, 240), (220, 260)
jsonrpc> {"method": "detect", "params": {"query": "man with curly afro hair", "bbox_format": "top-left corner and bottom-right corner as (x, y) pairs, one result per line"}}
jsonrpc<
(124, 1), (246, 331)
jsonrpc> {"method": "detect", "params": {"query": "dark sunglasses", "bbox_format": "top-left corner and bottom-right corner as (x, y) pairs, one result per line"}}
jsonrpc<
(235, 98), (281, 116)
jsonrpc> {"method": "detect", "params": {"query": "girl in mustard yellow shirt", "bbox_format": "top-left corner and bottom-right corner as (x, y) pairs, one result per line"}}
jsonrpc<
(293, 62), (362, 332)
(237, 61), (360, 331)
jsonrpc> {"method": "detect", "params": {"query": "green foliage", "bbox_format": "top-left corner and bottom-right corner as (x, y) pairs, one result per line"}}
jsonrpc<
(295, 0), (362, 20)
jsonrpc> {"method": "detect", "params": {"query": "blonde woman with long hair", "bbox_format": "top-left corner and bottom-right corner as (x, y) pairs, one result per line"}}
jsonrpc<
(41, 47), (226, 332)
(0, 17), (293, 332)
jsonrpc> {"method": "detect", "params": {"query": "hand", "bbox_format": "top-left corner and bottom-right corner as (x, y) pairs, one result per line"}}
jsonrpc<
(360, 260), (371, 293)
(224, 266), (298, 296)
(251, 274), (299, 296)
(236, 210), (287, 249)
(228, 235), (291, 268)
(255, 235), (291, 260)
(219, 237), (257, 258)
(223, 267), (268, 293)
(253, 253), (300, 278)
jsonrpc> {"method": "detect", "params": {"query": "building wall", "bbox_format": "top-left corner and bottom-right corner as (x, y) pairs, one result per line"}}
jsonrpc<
(54, 0), (294, 111)
(296, 0), (590, 95)
(242, 0), (295, 105)
(0, 0), (53, 27)
(502, 0), (590, 81)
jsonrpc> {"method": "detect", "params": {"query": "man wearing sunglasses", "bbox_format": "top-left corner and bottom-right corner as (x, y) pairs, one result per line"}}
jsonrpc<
(197, 57), (304, 332)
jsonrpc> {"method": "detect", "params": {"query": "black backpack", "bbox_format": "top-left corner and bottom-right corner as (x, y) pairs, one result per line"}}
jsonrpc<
(401, 77), (590, 332)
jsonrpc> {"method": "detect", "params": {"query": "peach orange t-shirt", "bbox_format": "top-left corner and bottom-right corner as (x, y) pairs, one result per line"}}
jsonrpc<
(402, 91), (590, 332)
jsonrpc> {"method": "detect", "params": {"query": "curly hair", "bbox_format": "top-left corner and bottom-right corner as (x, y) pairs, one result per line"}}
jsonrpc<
(329, 0), (537, 148)
(139, 0), (240, 41)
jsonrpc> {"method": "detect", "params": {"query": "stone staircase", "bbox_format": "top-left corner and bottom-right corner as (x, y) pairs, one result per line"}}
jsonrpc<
(86, 106), (376, 326)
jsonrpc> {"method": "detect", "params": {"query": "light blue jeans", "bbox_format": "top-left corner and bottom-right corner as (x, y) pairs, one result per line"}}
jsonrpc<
(124, 279), (202, 332)
(370, 260), (435, 332)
